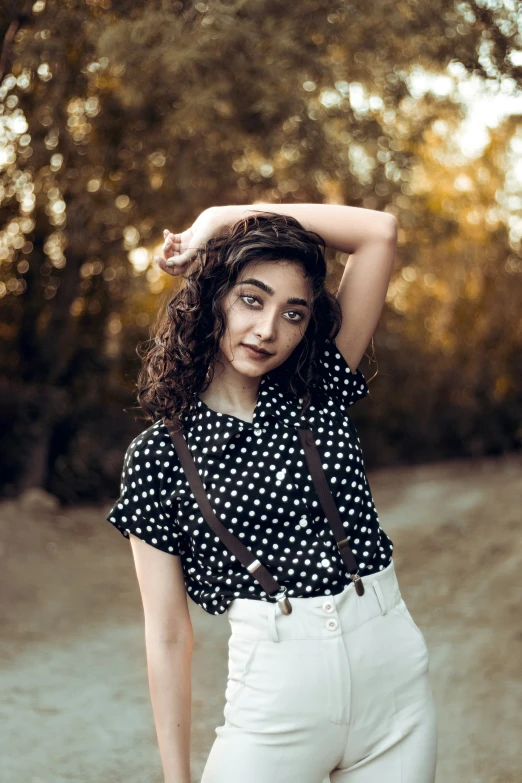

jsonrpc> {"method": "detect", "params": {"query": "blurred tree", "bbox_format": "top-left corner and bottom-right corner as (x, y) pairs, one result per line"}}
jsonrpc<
(0, 0), (521, 500)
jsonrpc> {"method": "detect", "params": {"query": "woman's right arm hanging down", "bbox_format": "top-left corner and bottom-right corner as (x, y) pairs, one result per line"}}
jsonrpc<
(129, 533), (193, 783)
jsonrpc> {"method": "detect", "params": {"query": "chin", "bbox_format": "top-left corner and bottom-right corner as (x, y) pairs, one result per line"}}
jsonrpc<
(240, 363), (269, 376)
(229, 359), (268, 376)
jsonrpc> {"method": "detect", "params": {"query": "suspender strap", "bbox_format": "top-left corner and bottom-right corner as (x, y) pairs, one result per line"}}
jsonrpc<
(297, 428), (359, 574)
(164, 420), (364, 602)
(165, 423), (284, 602)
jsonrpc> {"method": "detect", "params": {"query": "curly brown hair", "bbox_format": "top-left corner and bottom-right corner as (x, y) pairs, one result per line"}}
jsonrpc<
(135, 211), (344, 428)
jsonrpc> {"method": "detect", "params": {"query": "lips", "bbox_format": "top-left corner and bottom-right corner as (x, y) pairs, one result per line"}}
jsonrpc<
(242, 343), (272, 357)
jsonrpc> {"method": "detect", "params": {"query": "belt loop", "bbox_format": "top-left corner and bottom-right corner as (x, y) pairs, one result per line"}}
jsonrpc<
(372, 580), (387, 616)
(267, 601), (280, 643)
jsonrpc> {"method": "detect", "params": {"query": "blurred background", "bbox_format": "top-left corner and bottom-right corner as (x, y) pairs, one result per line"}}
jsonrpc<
(1, 1), (521, 782)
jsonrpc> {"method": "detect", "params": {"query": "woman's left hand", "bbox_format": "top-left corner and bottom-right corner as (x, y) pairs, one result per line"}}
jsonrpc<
(154, 207), (223, 277)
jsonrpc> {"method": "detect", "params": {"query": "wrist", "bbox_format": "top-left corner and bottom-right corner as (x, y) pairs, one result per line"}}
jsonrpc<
(212, 203), (271, 230)
(209, 204), (243, 229)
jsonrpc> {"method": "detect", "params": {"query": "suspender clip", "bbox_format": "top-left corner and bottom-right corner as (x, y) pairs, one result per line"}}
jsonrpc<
(351, 572), (365, 596)
(274, 585), (293, 615)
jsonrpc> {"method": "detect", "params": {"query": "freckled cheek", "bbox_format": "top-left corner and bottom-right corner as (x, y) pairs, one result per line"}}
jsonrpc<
(271, 334), (302, 365)
(283, 320), (308, 349)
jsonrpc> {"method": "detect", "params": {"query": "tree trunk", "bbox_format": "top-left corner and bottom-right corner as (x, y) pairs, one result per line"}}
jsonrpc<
(14, 384), (68, 492)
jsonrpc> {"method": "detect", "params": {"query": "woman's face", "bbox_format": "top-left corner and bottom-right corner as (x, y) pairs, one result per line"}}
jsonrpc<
(218, 260), (313, 378)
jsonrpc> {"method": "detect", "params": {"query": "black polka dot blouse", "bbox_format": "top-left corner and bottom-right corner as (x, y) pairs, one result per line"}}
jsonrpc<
(106, 337), (394, 615)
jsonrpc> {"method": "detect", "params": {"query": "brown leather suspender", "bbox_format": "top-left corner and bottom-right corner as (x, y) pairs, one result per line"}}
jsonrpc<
(164, 421), (364, 616)
(296, 428), (364, 593)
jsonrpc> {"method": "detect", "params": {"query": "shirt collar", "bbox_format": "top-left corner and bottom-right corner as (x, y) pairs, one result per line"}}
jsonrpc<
(182, 373), (313, 456)
(256, 373), (304, 428)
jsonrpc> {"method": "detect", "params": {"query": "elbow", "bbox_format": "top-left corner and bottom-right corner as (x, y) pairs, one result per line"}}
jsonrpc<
(380, 213), (398, 242)
(145, 621), (195, 649)
(147, 631), (195, 652)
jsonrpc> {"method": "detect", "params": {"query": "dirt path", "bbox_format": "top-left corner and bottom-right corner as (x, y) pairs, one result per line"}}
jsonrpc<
(2, 453), (521, 782)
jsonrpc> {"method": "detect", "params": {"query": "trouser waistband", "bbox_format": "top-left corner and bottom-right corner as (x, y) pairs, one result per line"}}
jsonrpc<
(226, 558), (402, 643)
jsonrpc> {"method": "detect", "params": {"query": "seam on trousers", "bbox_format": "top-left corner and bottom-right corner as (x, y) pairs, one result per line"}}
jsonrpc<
(385, 607), (406, 782)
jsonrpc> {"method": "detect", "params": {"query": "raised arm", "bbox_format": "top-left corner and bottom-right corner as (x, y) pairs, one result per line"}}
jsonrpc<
(228, 203), (398, 372)
(157, 202), (398, 372)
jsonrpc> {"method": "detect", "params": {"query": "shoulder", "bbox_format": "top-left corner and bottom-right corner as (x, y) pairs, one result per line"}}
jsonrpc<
(312, 336), (370, 411)
(123, 420), (181, 476)
(107, 419), (186, 555)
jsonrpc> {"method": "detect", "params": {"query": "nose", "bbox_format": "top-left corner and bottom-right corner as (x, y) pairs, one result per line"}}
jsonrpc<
(253, 309), (278, 341)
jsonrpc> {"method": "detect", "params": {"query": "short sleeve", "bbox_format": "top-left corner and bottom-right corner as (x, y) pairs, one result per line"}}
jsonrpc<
(106, 433), (184, 556)
(314, 336), (370, 412)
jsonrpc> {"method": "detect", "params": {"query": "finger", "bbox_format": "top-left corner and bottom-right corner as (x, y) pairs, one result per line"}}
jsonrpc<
(154, 255), (174, 276)
(154, 255), (184, 277)
(164, 237), (180, 254)
(165, 255), (194, 274)
(166, 248), (198, 267)
(161, 250), (183, 267)
(162, 243), (180, 260)
(166, 254), (188, 268)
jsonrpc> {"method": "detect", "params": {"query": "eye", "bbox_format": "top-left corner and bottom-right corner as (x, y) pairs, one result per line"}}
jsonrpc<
(239, 292), (305, 322)
(240, 294), (261, 307)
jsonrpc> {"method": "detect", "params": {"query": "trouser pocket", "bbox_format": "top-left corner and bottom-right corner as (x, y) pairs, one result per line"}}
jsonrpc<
(396, 598), (430, 659)
(224, 637), (331, 730)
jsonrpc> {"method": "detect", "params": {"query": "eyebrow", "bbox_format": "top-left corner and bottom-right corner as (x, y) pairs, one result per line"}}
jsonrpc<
(236, 277), (311, 309)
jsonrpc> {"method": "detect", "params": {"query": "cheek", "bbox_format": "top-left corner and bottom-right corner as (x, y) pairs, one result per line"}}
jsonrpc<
(223, 300), (251, 333)
(220, 302), (254, 354)
(286, 316), (309, 339)
(279, 323), (308, 355)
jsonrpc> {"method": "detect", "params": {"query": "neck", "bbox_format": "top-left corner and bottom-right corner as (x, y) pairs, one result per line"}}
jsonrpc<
(198, 360), (263, 421)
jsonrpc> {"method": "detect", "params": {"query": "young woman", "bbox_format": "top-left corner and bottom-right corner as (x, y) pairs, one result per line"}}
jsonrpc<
(106, 204), (438, 783)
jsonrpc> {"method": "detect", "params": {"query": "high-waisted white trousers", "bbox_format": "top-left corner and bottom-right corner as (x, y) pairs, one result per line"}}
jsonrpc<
(201, 559), (438, 782)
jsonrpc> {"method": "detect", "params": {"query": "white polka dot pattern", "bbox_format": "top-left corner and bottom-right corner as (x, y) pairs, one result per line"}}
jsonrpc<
(106, 337), (394, 615)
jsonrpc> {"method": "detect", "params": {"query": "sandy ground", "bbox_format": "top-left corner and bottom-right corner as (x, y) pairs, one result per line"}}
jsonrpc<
(1, 452), (521, 783)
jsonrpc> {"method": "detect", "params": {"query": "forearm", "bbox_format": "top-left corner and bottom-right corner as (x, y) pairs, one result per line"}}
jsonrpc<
(212, 202), (396, 254)
(145, 637), (193, 783)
